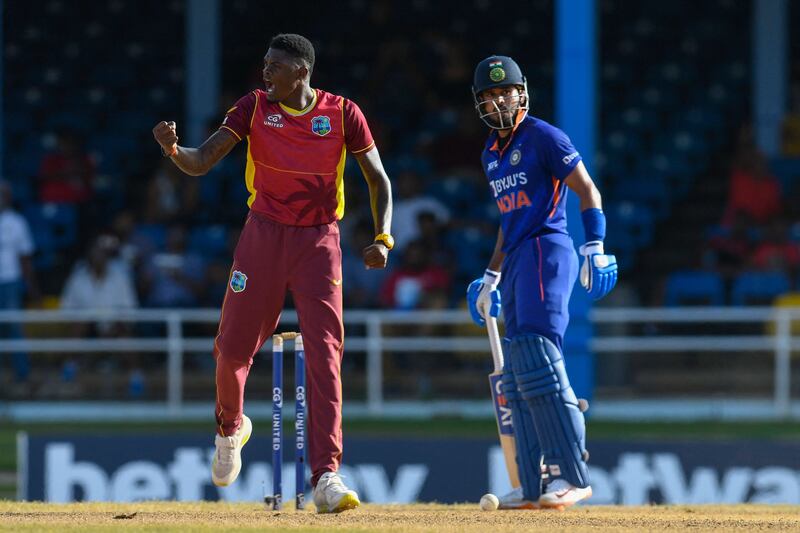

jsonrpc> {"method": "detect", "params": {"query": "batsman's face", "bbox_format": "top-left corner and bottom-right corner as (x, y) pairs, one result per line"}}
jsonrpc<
(263, 48), (306, 102)
(478, 86), (523, 128)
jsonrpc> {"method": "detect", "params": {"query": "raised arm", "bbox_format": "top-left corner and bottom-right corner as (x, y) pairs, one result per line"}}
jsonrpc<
(152, 122), (239, 176)
(353, 147), (392, 268)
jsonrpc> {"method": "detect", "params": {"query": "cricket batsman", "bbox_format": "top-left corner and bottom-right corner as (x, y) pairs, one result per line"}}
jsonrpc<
(467, 55), (618, 509)
(152, 34), (393, 513)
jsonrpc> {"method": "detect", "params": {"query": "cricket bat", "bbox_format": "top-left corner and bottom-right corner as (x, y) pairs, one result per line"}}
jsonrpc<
(486, 315), (521, 489)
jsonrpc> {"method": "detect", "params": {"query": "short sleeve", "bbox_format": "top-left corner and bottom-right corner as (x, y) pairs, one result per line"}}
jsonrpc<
(543, 126), (582, 180)
(16, 215), (35, 255)
(59, 268), (83, 309)
(343, 99), (375, 154)
(219, 91), (258, 141)
(114, 267), (139, 309)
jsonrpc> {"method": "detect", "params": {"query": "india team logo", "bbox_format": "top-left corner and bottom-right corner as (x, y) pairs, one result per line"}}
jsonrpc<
(311, 115), (332, 136)
(230, 270), (248, 293)
(510, 149), (522, 165)
(489, 60), (505, 83)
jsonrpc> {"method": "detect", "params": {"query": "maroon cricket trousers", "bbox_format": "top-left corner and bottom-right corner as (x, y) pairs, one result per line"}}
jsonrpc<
(213, 210), (344, 486)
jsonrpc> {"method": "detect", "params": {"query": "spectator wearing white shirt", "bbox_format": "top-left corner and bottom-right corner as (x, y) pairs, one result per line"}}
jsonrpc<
(391, 171), (450, 252)
(60, 235), (138, 337)
(0, 180), (39, 383)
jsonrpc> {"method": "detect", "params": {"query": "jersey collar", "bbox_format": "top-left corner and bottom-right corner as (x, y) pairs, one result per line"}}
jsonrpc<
(488, 110), (528, 156)
(279, 88), (318, 116)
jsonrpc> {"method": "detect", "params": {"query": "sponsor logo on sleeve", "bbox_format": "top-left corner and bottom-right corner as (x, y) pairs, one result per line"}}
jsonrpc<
(562, 152), (580, 165)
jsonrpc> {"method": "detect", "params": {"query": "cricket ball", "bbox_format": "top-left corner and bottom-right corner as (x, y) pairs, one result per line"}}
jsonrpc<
(479, 493), (499, 512)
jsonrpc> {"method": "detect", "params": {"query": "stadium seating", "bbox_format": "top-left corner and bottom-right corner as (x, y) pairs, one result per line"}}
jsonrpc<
(0, 0), (756, 312)
(664, 270), (726, 307)
(730, 271), (791, 306)
(188, 225), (229, 258)
(597, 0), (749, 272)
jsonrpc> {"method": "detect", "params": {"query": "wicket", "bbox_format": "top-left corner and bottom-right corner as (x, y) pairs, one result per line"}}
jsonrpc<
(265, 331), (306, 511)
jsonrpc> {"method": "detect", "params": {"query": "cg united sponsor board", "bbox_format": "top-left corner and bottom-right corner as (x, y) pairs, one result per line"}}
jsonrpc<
(19, 435), (800, 504)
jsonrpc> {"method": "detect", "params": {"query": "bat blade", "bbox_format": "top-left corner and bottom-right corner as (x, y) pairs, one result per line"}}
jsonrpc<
(489, 370), (520, 489)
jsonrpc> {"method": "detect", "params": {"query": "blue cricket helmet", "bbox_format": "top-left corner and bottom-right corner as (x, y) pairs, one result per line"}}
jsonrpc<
(472, 55), (530, 129)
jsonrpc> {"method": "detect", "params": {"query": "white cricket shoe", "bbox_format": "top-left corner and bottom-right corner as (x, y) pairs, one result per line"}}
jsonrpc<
(538, 479), (592, 509)
(211, 414), (252, 487)
(498, 486), (540, 510)
(313, 472), (361, 513)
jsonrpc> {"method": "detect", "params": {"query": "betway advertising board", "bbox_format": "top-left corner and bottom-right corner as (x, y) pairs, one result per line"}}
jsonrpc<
(19, 434), (800, 504)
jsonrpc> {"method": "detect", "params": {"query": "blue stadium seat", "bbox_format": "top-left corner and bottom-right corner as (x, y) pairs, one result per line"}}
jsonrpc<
(189, 225), (229, 257)
(24, 203), (78, 251)
(611, 177), (670, 220)
(133, 224), (167, 252)
(769, 158), (800, 193)
(446, 227), (495, 278)
(731, 271), (791, 306)
(607, 201), (654, 248)
(9, 178), (35, 206)
(664, 270), (725, 306)
(426, 174), (477, 209)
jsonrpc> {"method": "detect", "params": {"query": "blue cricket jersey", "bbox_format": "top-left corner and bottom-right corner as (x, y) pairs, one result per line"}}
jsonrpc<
(481, 115), (582, 253)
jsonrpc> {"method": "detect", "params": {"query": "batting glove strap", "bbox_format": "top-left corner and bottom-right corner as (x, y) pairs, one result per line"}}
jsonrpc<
(578, 240), (604, 257)
(483, 269), (501, 286)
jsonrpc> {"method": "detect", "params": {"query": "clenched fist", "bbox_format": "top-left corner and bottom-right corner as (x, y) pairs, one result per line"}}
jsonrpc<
(362, 242), (389, 269)
(152, 121), (178, 155)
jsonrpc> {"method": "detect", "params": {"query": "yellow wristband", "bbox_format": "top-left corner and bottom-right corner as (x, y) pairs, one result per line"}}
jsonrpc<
(374, 233), (394, 250)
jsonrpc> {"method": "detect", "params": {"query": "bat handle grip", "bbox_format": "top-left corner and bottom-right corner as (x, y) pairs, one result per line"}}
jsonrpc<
(487, 316), (504, 372)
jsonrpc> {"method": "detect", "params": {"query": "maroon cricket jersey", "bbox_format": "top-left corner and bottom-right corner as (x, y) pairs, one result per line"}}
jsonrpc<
(220, 89), (375, 226)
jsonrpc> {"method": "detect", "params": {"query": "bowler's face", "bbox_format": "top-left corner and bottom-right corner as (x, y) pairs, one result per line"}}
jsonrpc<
(262, 48), (303, 102)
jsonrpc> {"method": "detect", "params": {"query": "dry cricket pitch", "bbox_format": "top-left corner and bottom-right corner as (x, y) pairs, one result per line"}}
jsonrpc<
(1, 501), (798, 532)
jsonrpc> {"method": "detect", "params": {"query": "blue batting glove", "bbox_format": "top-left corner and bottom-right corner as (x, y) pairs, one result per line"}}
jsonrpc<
(579, 241), (618, 300)
(467, 269), (502, 326)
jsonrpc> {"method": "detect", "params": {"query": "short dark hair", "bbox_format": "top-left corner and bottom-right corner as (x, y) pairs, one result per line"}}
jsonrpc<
(269, 33), (315, 74)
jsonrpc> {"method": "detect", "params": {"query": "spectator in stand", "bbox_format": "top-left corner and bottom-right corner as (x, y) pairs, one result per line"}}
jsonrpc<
(416, 210), (452, 267)
(60, 234), (143, 398)
(38, 128), (95, 204)
(708, 210), (755, 280)
(202, 227), (241, 308)
(751, 218), (800, 273)
(0, 180), (39, 384)
(141, 224), (206, 307)
(426, 108), (485, 173)
(722, 127), (782, 227)
(142, 159), (199, 224)
(109, 210), (154, 279)
(61, 234), (138, 337)
(342, 217), (387, 308)
(391, 171), (450, 252)
(380, 239), (451, 310)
